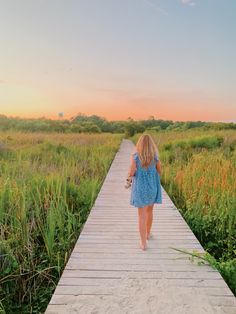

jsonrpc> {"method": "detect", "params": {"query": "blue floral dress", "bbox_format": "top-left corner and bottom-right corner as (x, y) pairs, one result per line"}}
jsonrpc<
(130, 152), (162, 208)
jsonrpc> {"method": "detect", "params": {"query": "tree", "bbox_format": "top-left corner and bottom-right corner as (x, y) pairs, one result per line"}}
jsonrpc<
(124, 123), (136, 138)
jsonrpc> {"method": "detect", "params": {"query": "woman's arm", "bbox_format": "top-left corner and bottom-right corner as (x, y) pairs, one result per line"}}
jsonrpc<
(156, 160), (161, 176)
(127, 153), (137, 177)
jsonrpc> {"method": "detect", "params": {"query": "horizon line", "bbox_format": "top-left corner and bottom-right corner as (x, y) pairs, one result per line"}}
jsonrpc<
(0, 113), (235, 124)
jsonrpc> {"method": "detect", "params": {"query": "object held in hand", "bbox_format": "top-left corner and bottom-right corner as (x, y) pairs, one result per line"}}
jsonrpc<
(125, 176), (132, 189)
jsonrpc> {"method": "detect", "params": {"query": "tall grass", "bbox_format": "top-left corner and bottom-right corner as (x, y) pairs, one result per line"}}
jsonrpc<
(0, 131), (123, 313)
(132, 129), (236, 295)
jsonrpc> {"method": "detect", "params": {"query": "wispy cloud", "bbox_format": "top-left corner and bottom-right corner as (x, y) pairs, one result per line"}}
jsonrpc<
(143, 0), (169, 16)
(181, 0), (196, 6)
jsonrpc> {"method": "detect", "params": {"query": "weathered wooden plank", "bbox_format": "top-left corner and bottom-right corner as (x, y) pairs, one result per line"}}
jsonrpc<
(72, 247), (205, 253)
(69, 252), (201, 259)
(79, 233), (198, 239)
(45, 303), (236, 314)
(51, 279), (229, 296)
(81, 229), (193, 233)
(52, 279), (230, 296)
(72, 244), (205, 251)
(75, 237), (203, 247)
(58, 273), (224, 286)
(65, 263), (214, 272)
(61, 270), (221, 279)
(67, 257), (198, 265)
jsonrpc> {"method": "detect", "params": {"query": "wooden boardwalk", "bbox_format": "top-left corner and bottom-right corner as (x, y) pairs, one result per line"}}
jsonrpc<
(45, 139), (236, 314)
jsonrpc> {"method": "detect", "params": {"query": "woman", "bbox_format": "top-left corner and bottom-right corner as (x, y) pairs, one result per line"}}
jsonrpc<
(127, 134), (162, 250)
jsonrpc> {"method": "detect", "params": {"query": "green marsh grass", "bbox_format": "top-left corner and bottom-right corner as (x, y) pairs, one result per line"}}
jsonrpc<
(0, 131), (123, 313)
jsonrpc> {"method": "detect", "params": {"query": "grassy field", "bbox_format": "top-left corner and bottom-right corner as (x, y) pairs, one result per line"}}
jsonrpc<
(132, 128), (236, 295)
(0, 132), (123, 313)
(1, 128), (235, 313)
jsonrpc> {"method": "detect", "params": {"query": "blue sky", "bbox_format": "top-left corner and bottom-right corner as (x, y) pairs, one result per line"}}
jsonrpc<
(0, 0), (235, 121)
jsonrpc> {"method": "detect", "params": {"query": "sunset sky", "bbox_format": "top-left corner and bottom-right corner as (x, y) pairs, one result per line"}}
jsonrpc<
(0, 0), (235, 122)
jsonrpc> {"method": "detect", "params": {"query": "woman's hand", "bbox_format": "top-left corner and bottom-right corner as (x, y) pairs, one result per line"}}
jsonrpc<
(125, 176), (132, 189)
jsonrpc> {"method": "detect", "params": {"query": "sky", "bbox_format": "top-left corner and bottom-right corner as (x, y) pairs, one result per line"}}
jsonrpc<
(0, 0), (235, 122)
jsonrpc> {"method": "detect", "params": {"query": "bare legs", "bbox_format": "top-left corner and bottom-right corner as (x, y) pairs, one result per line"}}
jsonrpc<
(146, 204), (154, 239)
(138, 206), (148, 250)
(138, 204), (154, 250)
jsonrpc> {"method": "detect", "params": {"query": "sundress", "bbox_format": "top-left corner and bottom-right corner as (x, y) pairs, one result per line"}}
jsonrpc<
(130, 152), (162, 208)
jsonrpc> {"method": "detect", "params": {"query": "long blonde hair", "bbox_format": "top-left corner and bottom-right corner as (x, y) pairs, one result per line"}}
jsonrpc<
(135, 134), (159, 168)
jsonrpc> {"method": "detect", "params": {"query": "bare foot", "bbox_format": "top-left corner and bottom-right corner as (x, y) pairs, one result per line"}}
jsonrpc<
(140, 240), (147, 250)
(146, 232), (153, 240)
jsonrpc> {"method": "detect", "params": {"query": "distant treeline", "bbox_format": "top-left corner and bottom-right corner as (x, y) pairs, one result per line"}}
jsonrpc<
(0, 113), (235, 135)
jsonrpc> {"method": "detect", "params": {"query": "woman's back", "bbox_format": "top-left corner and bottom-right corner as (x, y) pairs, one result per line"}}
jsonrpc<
(130, 152), (162, 208)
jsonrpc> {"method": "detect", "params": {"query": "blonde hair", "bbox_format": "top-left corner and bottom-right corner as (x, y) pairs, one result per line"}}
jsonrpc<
(135, 134), (159, 168)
